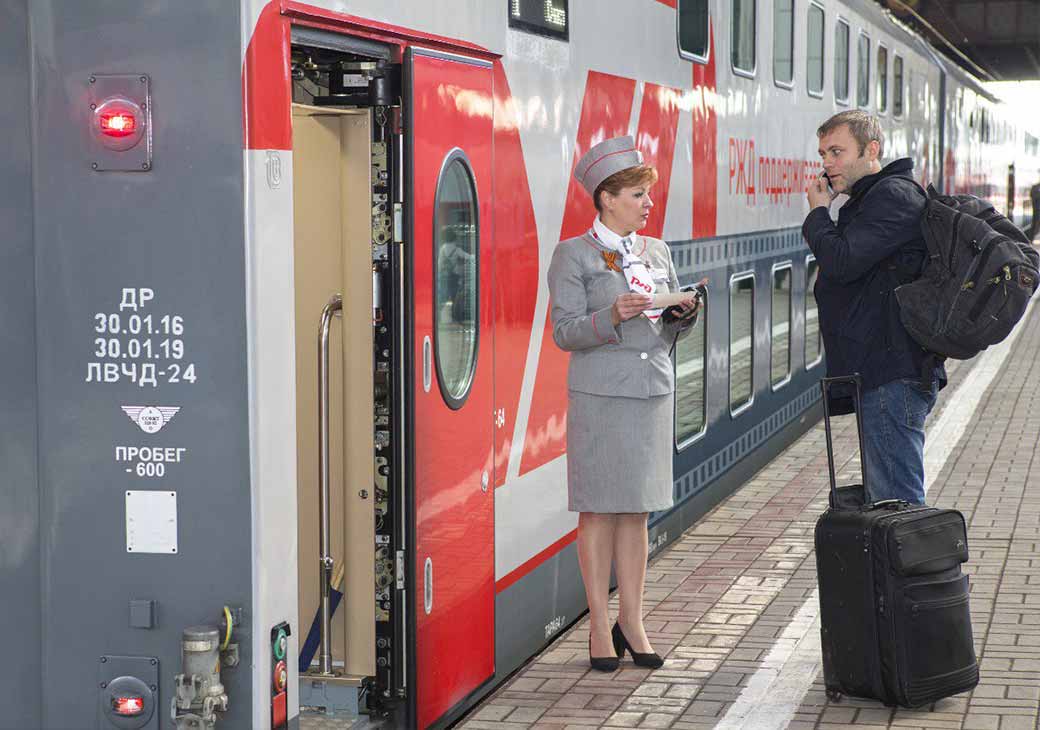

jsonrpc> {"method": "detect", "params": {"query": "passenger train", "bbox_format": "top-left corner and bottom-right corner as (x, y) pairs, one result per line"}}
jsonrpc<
(3, 1), (1038, 729)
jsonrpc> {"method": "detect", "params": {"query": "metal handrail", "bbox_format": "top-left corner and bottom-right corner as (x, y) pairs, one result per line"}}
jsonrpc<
(317, 294), (343, 676)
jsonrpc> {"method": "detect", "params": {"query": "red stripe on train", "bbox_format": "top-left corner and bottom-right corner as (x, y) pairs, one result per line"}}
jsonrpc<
(637, 83), (683, 239)
(493, 62), (541, 487)
(519, 71), (637, 476)
(692, 20), (717, 238)
(496, 529), (578, 593)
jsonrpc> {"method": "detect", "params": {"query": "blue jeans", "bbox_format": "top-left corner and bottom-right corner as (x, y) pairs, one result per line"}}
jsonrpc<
(860, 378), (939, 505)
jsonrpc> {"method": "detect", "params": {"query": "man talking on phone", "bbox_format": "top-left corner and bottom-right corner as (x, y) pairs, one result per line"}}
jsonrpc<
(802, 110), (944, 506)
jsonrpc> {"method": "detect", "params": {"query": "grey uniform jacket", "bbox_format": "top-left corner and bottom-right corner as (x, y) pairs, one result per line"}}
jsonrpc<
(547, 232), (694, 399)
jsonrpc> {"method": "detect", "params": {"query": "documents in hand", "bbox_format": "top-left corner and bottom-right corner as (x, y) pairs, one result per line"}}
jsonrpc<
(651, 292), (697, 308)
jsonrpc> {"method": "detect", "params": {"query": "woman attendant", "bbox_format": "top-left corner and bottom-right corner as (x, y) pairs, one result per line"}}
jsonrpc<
(547, 136), (702, 671)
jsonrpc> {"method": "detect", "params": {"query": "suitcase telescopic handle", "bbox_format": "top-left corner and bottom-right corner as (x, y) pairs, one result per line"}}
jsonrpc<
(820, 375), (869, 501)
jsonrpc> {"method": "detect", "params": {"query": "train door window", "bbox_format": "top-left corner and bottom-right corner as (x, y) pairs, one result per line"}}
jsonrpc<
(805, 256), (822, 367)
(876, 44), (888, 113)
(433, 150), (479, 408)
(834, 19), (850, 104)
(508, 0), (569, 41)
(732, 0), (757, 77)
(806, 3), (824, 98)
(857, 32), (870, 107)
(729, 272), (755, 416)
(771, 263), (792, 389)
(893, 55), (904, 117)
(773, 0), (794, 88)
(678, 0), (710, 63)
(674, 289), (708, 448)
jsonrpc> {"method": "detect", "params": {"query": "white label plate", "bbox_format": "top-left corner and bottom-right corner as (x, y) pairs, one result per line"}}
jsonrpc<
(125, 490), (178, 554)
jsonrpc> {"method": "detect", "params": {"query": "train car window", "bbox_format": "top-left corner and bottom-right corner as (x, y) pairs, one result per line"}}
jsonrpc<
(771, 264), (792, 389)
(729, 272), (755, 415)
(773, 0), (794, 88)
(893, 55), (904, 117)
(678, 0), (710, 62)
(857, 32), (870, 107)
(731, 0), (757, 76)
(674, 289), (708, 447)
(508, 0), (568, 40)
(805, 257), (822, 367)
(433, 150), (480, 409)
(877, 44), (888, 113)
(834, 19), (850, 103)
(806, 3), (825, 97)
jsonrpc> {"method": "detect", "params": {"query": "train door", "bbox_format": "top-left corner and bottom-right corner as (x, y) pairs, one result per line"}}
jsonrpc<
(406, 47), (496, 728)
(292, 103), (377, 695)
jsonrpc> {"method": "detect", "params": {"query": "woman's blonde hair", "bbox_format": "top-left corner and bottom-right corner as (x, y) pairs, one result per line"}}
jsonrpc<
(593, 164), (659, 212)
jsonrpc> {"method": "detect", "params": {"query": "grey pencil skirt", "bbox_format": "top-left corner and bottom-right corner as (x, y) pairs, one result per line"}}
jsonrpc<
(566, 390), (675, 513)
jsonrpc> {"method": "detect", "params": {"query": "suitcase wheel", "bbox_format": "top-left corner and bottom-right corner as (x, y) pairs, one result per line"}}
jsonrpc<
(826, 688), (843, 702)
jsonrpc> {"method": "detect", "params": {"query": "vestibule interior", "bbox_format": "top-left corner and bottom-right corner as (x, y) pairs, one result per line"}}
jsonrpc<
(292, 103), (375, 678)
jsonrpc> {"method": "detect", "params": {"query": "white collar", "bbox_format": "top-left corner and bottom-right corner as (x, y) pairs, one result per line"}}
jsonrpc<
(591, 216), (636, 253)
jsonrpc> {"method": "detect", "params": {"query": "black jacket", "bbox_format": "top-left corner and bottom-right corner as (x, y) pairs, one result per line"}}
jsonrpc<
(802, 158), (947, 392)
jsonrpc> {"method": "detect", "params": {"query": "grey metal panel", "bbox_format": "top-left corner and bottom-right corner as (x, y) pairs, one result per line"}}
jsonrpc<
(494, 544), (586, 677)
(27, 2), (252, 727)
(0, 1), (41, 728)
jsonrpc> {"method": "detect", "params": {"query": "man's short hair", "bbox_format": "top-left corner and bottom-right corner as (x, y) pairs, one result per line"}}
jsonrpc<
(817, 110), (885, 157)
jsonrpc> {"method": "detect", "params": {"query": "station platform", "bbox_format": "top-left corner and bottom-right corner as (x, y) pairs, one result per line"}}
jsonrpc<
(458, 297), (1040, 730)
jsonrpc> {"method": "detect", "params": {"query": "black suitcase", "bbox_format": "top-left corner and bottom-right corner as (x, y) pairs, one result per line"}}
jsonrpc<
(815, 375), (979, 708)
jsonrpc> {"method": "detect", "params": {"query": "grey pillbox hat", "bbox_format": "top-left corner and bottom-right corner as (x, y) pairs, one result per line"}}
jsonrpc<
(573, 135), (644, 197)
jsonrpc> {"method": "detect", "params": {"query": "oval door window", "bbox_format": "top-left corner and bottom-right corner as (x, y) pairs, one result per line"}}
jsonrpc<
(433, 149), (479, 409)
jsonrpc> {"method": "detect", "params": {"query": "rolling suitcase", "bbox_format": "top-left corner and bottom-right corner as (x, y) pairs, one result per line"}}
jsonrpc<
(815, 375), (979, 708)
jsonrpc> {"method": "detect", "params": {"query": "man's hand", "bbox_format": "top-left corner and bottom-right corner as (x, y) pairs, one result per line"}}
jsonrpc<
(807, 174), (836, 210)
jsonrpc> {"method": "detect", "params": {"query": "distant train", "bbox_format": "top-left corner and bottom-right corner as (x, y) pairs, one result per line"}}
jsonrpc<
(4, 1), (1038, 729)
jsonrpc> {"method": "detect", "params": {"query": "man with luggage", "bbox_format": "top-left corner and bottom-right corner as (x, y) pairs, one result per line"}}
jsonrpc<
(803, 110), (945, 506)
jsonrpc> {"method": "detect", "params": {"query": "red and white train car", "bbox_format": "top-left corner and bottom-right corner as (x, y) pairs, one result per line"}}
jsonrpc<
(4, 1), (1037, 729)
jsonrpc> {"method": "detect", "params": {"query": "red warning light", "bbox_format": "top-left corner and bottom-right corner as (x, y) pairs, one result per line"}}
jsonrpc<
(99, 111), (137, 137)
(112, 696), (145, 716)
(92, 96), (145, 153)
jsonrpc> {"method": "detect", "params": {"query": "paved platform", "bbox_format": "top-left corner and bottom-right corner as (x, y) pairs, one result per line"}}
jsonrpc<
(459, 298), (1040, 730)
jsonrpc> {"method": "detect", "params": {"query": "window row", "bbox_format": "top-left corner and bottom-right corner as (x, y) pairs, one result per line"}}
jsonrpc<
(677, 0), (907, 116)
(674, 258), (821, 449)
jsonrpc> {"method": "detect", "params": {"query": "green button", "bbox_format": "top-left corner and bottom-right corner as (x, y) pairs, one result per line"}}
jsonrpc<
(273, 628), (287, 660)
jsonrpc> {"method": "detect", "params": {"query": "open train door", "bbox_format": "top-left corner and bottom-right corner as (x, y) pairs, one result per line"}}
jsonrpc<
(405, 47), (495, 728)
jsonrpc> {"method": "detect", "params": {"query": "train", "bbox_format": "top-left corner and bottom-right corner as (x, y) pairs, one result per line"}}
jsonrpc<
(2, 0), (1038, 729)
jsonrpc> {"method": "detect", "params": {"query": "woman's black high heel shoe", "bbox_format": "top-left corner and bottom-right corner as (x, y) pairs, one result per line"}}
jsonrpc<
(612, 621), (664, 669)
(588, 636), (620, 672)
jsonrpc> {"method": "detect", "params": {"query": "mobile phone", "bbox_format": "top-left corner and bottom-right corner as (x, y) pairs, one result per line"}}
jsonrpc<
(821, 171), (834, 194)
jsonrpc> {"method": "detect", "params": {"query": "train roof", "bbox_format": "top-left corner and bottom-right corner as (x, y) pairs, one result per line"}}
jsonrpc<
(844, 0), (999, 104)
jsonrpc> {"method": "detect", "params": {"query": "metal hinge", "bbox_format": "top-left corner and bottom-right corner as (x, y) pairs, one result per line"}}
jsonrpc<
(393, 204), (403, 244)
(395, 550), (405, 590)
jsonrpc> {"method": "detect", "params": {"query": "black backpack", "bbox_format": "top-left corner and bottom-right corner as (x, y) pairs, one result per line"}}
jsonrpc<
(895, 184), (1040, 360)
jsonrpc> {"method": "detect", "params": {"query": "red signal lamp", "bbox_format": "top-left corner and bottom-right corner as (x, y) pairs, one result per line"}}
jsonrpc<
(99, 111), (137, 137)
(92, 96), (145, 152)
(112, 695), (145, 716)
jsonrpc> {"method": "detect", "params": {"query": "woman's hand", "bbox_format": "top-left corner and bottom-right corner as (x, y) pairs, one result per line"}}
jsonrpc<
(673, 295), (701, 320)
(672, 277), (709, 321)
(611, 293), (653, 326)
